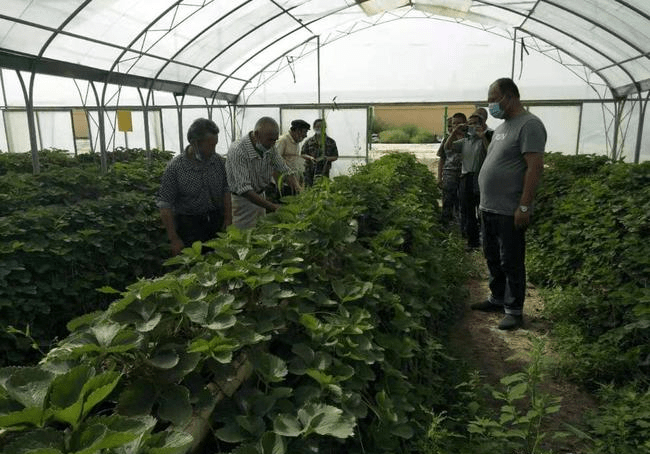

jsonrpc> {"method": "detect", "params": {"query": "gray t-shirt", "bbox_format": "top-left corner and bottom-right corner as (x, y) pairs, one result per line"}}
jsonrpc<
(451, 136), (487, 175)
(478, 112), (546, 215)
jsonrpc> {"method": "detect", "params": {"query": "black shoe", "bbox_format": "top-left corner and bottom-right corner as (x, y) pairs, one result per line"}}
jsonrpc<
(470, 300), (503, 312)
(498, 314), (523, 330)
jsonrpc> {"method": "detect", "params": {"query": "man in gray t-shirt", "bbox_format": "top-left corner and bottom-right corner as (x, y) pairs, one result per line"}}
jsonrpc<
(472, 78), (546, 330)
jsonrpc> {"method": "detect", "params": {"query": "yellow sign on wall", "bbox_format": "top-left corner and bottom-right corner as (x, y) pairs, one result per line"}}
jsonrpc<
(117, 110), (133, 132)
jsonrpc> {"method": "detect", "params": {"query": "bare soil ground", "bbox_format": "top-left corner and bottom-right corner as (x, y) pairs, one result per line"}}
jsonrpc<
(451, 253), (597, 453)
(371, 144), (597, 453)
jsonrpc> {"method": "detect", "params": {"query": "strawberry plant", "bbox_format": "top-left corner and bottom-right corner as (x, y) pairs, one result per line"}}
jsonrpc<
(0, 153), (470, 453)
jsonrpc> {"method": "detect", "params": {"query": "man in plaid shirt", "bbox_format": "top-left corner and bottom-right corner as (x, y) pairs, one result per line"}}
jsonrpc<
(300, 118), (338, 187)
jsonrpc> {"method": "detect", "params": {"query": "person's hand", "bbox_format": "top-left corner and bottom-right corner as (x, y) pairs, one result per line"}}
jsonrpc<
(170, 237), (184, 256)
(451, 123), (467, 139)
(514, 208), (530, 229)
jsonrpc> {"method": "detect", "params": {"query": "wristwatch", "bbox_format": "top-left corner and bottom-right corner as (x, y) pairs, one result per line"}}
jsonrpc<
(519, 205), (529, 213)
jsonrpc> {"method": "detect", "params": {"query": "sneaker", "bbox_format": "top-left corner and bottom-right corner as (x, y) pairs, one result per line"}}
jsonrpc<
(470, 300), (503, 312)
(498, 314), (523, 330)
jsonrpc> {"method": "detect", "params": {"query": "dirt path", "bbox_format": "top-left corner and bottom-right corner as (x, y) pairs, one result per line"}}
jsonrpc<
(372, 145), (597, 451)
(448, 251), (597, 453)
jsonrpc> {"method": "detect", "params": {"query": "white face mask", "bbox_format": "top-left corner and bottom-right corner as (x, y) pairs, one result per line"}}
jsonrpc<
(313, 128), (321, 136)
(255, 143), (270, 154)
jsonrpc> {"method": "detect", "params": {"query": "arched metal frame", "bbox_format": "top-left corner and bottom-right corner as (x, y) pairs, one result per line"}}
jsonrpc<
(1, 0), (649, 168)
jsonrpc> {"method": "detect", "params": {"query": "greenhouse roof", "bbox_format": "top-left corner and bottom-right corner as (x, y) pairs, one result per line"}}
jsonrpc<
(1, 0), (649, 104)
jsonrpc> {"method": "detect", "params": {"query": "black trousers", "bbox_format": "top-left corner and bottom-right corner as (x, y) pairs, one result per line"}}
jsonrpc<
(481, 210), (527, 315)
(459, 173), (481, 247)
(175, 209), (224, 250)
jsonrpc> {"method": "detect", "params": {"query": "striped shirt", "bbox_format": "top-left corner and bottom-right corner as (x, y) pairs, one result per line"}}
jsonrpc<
(156, 149), (229, 215)
(226, 133), (293, 195)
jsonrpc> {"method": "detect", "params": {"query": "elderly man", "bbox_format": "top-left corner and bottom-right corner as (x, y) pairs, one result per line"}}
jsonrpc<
(472, 78), (546, 330)
(157, 118), (231, 256)
(226, 116), (301, 229)
(275, 119), (310, 195)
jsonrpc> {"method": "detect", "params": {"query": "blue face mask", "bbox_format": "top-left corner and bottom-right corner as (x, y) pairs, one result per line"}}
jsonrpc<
(488, 98), (506, 119)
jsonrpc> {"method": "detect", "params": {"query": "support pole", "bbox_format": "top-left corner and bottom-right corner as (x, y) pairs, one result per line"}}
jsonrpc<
(611, 97), (623, 160)
(633, 89), (649, 164)
(510, 29), (518, 79)
(138, 87), (152, 162)
(174, 94), (184, 153)
(16, 70), (40, 174)
(90, 81), (108, 173)
(576, 103), (584, 155)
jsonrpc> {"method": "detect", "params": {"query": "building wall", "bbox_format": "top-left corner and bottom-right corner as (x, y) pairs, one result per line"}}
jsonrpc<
(373, 104), (477, 137)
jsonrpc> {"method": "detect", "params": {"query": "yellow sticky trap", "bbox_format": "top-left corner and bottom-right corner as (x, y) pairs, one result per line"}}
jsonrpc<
(117, 110), (133, 132)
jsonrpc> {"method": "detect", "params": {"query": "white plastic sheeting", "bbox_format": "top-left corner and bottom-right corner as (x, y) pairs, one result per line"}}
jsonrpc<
(1, 1), (649, 162)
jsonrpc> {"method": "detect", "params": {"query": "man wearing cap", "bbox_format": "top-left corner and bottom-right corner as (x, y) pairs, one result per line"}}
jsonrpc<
(275, 119), (310, 195)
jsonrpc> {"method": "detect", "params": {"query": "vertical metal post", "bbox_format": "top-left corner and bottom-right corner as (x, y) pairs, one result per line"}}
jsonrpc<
(0, 69), (10, 152)
(611, 97), (623, 160)
(137, 87), (151, 161)
(230, 102), (237, 142)
(90, 81), (107, 173)
(576, 103), (583, 155)
(16, 70), (40, 174)
(510, 29), (518, 79)
(317, 35), (321, 106)
(174, 94), (184, 153)
(633, 89), (649, 164)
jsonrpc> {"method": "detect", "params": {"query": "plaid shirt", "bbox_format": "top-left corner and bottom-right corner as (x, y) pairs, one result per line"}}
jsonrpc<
(226, 133), (293, 195)
(156, 150), (229, 215)
(301, 133), (338, 177)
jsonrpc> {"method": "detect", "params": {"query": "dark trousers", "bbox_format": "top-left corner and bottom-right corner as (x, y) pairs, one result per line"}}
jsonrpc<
(440, 179), (460, 228)
(459, 173), (480, 247)
(175, 209), (224, 252)
(481, 211), (527, 315)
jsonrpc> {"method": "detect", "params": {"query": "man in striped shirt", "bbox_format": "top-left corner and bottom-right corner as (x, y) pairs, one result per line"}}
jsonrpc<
(226, 117), (301, 229)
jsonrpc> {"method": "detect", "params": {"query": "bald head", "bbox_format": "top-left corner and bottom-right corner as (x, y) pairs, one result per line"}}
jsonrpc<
(253, 116), (280, 150)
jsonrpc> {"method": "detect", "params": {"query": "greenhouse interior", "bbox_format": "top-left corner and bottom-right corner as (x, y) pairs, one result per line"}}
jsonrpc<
(0, 2), (649, 454)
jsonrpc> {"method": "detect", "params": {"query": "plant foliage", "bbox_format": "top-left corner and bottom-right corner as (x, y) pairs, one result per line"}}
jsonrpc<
(0, 149), (172, 366)
(0, 153), (470, 453)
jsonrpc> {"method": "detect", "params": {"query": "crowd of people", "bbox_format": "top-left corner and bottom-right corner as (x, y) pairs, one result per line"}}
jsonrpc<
(157, 116), (338, 240)
(156, 77), (546, 331)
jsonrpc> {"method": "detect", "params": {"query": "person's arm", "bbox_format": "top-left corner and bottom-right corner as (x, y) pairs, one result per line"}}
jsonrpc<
(160, 207), (184, 255)
(326, 138), (338, 162)
(514, 152), (544, 228)
(241, 190), (280, 212)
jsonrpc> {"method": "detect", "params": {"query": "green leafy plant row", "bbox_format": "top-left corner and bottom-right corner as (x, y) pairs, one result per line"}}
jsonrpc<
(0, 153), (470, 454)
(527, 153), (650, 387)
(0, 150), (172, 366)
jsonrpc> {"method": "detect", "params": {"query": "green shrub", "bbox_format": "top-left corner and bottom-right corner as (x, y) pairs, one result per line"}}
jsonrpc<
(411, 130), (436, 143)
(378, 128), (411, 143)
(376, 125), (435, 143)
